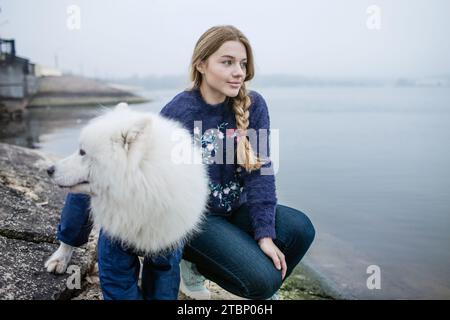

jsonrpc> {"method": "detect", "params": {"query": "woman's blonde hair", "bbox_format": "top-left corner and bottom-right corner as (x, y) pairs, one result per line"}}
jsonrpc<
(189, 25), (265, 172)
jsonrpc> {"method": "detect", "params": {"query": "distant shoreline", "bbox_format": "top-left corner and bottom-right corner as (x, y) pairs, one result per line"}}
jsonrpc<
(27, 75), (149, 108)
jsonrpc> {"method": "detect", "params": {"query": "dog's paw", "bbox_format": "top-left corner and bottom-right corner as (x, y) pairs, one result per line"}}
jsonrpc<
(45, 243), (73, 274)
(45, 256), (70, 274)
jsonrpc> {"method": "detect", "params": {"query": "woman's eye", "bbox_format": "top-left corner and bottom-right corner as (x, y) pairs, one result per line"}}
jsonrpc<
(223, 60), (232, 65)
(241, 62), (247, 69)
(79, 149), (86, 156)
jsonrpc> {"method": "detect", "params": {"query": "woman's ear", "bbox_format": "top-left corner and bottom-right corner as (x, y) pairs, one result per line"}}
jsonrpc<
(196, 61), (205, 74)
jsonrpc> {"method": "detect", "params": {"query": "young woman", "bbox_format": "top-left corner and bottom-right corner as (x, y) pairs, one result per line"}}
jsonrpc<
(51, 25), (315, 300)
(169, 25), (315, 300)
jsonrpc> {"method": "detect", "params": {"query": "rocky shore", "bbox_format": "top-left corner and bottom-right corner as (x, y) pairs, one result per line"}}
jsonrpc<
(0, 143), (97, 299)
(0, 142), (334, 300)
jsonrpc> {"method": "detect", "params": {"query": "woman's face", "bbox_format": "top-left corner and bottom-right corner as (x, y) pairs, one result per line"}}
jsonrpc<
(197, 40), (248, 102)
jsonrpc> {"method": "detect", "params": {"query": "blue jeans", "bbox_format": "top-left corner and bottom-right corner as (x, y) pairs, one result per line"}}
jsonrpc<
(58, 194), (315, 300)
(183, 203), (316, 299)
(57, 193), (182, 300)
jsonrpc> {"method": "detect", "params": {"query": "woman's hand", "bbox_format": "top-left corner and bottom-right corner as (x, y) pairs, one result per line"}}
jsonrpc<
(257, 237), (287, 280)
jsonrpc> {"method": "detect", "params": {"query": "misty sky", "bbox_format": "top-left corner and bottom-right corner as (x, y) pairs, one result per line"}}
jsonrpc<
(1, 0), (449, 79)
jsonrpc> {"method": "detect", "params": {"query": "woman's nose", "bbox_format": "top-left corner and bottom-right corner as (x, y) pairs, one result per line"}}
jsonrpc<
(233, 64), (245, 77)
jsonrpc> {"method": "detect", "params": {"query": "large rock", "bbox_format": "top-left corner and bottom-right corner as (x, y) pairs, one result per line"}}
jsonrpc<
(0, 143), (97, 300)
(0, 235), (95, 300)
(0, 143), (66, 242)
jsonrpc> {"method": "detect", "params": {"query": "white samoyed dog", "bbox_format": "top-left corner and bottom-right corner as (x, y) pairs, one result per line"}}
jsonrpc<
(45, 102), (209, 274)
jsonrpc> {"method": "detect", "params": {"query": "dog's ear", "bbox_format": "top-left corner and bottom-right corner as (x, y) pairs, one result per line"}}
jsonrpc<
(115, 102), (129, 111)
(121, 117), (152, 151)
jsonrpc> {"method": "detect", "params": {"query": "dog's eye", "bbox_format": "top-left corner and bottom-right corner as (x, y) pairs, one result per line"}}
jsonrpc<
(79, 149), (86, 156)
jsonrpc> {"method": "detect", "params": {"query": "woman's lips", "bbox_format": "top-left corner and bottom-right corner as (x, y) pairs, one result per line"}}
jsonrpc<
(228, 82), (241, 88)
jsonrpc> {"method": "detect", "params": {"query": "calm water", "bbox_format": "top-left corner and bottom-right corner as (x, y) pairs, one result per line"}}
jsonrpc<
(1, 86), (449, 299)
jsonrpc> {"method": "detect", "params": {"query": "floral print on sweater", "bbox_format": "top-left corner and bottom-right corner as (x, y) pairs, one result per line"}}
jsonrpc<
(194, 121), (243, 212)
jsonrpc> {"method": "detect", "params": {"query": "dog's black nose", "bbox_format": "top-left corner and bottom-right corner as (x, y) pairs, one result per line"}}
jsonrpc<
(47, 165), (55, 176)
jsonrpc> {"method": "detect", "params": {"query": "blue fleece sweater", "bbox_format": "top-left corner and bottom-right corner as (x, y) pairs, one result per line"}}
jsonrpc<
(159, 88), (277, 241)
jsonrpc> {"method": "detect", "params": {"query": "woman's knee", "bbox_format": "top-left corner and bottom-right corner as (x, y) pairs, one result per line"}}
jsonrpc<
(244, 267), (282, 300)
(276, 205), (316, 249)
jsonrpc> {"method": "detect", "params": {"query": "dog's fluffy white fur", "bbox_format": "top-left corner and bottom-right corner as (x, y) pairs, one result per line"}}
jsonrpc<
(49, 102), (209, 256)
